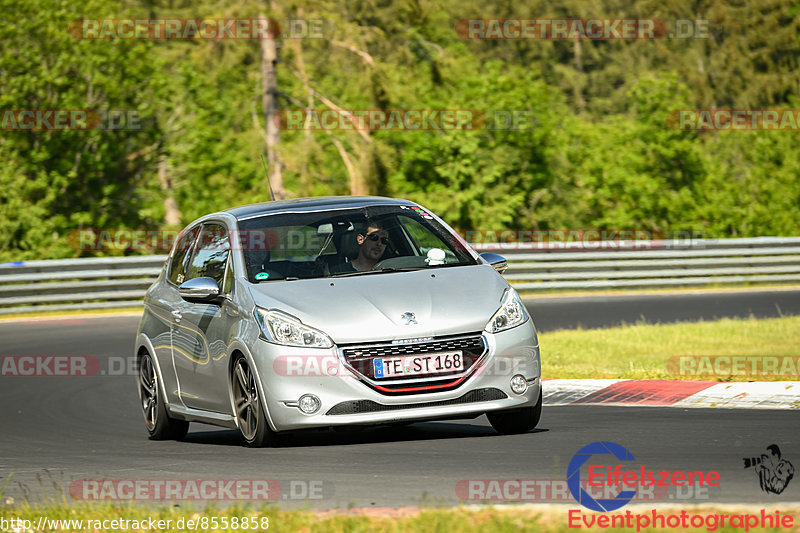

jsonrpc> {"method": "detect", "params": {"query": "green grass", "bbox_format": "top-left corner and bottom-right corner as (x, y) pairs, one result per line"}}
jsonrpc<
(540, 316), (800, 380)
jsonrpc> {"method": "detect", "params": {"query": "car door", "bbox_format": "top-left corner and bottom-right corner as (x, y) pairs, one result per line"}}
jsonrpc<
(153, 224), (200, 407)
(172, 222), (238, 413)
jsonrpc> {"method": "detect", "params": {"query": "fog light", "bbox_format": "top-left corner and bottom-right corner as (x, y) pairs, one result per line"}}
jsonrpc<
(510, 375), (528, 395)
(298, 394), (321, 414)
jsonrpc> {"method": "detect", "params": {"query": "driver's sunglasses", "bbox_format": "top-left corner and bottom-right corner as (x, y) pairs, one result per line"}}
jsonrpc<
(366, 233), (389, 245)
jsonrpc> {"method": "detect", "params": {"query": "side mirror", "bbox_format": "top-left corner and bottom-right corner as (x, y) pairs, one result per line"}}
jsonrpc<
(479, 252), (508, 274)
(179, 277), (223, 304)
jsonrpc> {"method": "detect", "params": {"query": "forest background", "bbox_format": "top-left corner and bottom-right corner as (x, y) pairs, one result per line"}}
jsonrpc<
(1, 0), (798, 260)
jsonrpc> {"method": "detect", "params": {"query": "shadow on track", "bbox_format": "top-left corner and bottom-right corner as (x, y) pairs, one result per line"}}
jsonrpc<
(180, 422), (549, 448)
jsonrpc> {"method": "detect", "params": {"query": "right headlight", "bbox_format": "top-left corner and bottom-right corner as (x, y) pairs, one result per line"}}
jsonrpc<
(254, 307), (334, 348)
(484, 288), (529, 333)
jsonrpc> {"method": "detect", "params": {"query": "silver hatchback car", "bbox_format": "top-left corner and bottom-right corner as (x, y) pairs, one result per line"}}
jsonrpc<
(136, 196), (541, 446)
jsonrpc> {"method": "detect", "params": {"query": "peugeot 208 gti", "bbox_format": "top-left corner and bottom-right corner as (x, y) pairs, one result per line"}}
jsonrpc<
(135, 197), (541, 446)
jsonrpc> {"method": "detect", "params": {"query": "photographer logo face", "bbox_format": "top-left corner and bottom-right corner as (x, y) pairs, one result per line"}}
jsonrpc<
(744, 444), (795, 495)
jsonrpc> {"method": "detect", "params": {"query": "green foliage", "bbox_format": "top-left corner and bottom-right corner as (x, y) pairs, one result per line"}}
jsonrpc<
(0, 0), (165, 259)
(1, 0), (798, 261)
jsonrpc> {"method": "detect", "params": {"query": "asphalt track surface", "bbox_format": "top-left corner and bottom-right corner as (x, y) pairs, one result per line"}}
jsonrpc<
(1, 289), (799, 509)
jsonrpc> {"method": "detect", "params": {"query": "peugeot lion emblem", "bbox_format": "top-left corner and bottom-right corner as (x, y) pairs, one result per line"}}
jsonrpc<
(401, 312), (417, 325)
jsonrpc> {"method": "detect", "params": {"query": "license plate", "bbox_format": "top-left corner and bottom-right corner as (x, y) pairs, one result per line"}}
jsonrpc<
(373, 351), (463, 378)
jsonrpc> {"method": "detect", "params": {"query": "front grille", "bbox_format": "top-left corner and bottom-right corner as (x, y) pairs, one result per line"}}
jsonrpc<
(326, 387), (508, 415)
(341, 333), (485, 358)
(338, 333), (487, 395)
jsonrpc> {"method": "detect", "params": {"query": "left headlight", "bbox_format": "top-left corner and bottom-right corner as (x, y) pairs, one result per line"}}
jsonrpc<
(254, 307), (334, 348)
(484, 288), (529, 333)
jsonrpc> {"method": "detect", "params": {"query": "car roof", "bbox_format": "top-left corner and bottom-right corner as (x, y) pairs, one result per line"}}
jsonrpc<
(225, 196), (417, 220)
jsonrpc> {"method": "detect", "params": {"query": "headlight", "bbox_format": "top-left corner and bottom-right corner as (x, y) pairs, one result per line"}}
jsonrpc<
(484, 288), (529, 333)
(254, 308), (334, 348)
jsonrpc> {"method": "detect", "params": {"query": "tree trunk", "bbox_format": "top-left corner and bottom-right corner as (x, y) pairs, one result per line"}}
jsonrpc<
(289, 7), (315, 196)
(573, 39), (585, 113)
(261, 4), (285, 200)
(157, 157), (181, 226)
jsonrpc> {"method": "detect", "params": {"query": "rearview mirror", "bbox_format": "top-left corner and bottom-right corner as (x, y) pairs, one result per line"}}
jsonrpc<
(479, 252), (508, 274)
(179, 277), (223, 304)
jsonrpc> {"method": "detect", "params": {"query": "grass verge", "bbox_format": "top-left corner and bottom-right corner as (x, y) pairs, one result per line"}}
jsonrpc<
(539, 315), (800, 380)
(0, 308), (142, 321)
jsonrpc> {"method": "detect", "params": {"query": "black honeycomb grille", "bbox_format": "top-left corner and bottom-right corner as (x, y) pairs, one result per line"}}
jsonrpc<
(341, 333), (484, 359)
(326, 388), (508, 415)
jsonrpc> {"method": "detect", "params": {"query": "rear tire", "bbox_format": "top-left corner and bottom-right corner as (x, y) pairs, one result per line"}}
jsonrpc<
(138, 351), (189, 440)
(487, 388), (542, 435)
(231, 356), (276, 447)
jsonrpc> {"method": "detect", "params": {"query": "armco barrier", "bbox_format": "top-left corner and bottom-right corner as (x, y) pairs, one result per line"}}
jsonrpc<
(0, 255), (165, 315)
(483, 236), (800, 290)
(0, 237), (798, 315)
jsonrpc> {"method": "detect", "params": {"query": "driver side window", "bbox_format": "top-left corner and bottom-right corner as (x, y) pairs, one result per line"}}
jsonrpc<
(186, 223), (230, 288)
(168, 226), (199, 285)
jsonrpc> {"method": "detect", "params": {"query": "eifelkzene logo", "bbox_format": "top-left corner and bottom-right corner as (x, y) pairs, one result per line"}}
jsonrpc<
(561, 442), (791, 532)
(567, 441), (721, 512)
(744, 445), (795, 495)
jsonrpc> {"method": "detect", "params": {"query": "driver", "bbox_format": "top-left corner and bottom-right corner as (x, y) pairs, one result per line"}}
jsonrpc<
(332, 221), (389, 273)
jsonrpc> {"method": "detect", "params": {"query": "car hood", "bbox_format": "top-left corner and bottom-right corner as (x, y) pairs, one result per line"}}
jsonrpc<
(247, 264), (508, 344)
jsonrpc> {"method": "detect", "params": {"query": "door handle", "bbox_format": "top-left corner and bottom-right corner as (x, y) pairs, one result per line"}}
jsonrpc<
(171, 310), (182, 323)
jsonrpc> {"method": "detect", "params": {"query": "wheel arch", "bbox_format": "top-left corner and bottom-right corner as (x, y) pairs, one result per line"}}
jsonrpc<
(227, 341), (279, 432)
(135, 334), (174, 414)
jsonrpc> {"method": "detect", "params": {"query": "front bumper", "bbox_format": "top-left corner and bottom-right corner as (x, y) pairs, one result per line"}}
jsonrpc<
(250, 319), (540, 431)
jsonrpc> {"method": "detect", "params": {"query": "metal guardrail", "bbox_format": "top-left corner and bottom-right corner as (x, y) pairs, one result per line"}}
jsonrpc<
(0, 256), (165, 315)
(1, 237), (799, 315)
(484, 237), (800, 291)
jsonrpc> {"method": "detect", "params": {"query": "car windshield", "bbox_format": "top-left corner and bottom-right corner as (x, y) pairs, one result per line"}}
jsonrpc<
(237, 205), (477, 282)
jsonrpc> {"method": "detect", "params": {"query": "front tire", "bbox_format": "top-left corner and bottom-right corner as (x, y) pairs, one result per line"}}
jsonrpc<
(487, 388), (542, 435)
(138, 351), (189, 440)
(231, 356), (276, 447)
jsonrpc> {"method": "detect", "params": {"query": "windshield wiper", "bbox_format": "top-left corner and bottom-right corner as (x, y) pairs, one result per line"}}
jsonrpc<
(329, 267), (422, 278)
(328, 270), (384, 278)
(377, 267), (424, 272)
(426, 262), (471, 269)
